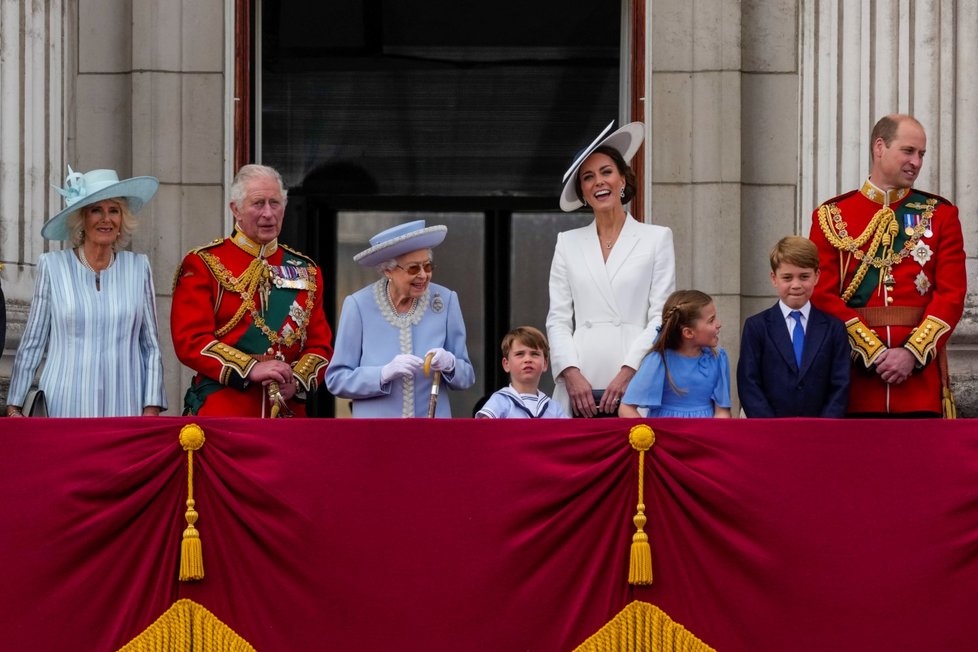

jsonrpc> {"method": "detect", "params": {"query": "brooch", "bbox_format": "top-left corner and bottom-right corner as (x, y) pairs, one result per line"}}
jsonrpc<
(914, 271), (932, 295)
(432, 294), (445, 313)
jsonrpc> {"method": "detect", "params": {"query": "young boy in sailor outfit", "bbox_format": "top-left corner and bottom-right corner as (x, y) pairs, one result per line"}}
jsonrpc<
(476, 326), (568, 419)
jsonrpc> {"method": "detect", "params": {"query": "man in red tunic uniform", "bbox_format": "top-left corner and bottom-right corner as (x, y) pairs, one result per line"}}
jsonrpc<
(172, 164), (333, 416)
(809, 114), (966, 417)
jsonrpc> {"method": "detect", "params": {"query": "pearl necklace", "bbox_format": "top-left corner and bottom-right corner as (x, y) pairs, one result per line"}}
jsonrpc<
(386, 279), (419, 317)
(77, 247), (115, 290)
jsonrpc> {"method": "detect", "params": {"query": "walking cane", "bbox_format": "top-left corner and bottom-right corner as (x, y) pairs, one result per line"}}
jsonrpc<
(424, 352), (442, 418)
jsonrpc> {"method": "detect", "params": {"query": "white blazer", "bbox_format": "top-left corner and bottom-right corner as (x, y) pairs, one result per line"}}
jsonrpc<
(546, 215), (676, 413)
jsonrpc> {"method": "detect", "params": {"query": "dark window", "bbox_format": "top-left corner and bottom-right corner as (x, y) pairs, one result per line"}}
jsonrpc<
(260, 0), (620, 415)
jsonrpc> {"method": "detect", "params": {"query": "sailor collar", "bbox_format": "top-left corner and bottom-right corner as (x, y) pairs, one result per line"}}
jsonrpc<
(232, 228), (278, 258)
(860, 179), (910, 206)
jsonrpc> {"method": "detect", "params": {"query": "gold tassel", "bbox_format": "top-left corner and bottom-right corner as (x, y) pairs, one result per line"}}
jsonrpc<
(628, 424), (655, 585)
(179, 424), (206, 581)
(943, 387), (957, 419)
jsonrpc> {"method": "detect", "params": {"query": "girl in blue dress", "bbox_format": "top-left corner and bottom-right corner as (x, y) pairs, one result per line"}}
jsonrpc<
(619, 290), (731, 418)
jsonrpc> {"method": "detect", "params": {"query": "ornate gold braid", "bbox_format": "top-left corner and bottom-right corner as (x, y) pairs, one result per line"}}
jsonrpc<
(199, 252), (318, 347)
(817, 200), (935, 303)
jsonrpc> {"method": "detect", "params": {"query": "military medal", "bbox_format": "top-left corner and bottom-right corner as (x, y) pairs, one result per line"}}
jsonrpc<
(903, 213), (916, 236)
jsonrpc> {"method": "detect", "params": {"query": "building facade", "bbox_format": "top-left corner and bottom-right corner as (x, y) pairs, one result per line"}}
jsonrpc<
(1, 0), (976, 415)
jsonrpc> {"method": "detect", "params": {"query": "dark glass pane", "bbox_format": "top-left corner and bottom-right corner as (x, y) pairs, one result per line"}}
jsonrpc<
(510, 212), (593, 396)
(261, 0), (620, 198)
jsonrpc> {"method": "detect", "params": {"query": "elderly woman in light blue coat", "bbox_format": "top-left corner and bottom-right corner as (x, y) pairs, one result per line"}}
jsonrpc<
(326, 220), (475, 417)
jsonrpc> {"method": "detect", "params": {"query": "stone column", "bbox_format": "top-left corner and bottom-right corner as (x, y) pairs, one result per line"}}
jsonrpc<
(129, 0), (228, 410)
(649, 0), (744, 366)
(0, 1), (68, 402)
(799, 0), (978, 413)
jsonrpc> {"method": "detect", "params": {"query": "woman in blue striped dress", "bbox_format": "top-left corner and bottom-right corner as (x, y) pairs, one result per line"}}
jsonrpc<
(5, 168), (167, 417)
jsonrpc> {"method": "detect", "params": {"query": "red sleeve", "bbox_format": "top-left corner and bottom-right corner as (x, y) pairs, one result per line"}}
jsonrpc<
(170, 251), (254, 386)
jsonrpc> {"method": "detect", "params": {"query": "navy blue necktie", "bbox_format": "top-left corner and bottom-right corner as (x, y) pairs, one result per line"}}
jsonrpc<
(790, 310), (804, 367)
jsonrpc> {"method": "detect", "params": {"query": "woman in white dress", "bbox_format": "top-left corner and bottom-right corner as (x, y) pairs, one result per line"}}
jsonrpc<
(5, 168), (167, 417)
(547, 122), (676, 417)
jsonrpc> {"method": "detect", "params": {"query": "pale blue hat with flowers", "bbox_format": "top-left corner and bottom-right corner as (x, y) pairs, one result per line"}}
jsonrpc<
(41, 166), (160, 240)
(354, 220), (448, 267)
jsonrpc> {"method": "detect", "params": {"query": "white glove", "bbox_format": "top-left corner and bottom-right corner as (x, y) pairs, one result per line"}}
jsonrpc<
(380, 354), (424, 384)
(426, 348), (456, 372)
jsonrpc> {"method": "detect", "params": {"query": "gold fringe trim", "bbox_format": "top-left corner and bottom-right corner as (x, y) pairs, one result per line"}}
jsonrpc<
(117, 599), (256, 652)
(179, 424), (206, 581)
(628, 425), (655, 585)
(573, 601), (715, 652)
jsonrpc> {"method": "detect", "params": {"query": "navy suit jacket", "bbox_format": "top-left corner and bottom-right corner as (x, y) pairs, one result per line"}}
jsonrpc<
(737, 303), (850, 417)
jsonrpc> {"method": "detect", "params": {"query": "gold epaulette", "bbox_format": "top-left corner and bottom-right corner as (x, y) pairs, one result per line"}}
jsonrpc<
(172, 239), (224, 292)
(904, 315), (950, 365)
(912, 188), (951, 206)
(279, 243), (318, 267)
(845, 317), (885, 367)
(293, 353), (329, 392)
(201, 340), (256, 384)
(190, 238), (225, 255)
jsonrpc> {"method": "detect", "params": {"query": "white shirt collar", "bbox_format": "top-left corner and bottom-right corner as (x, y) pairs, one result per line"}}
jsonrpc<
(779, 300), (811, 322)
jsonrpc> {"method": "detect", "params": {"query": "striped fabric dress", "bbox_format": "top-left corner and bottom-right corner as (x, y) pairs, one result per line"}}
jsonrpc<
(6, 249), (168, 417)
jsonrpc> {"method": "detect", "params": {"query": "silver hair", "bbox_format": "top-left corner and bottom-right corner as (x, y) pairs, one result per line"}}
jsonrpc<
(229, 164), (289, 210)
(376, 249), (434, 275)
(66, 199), (137, 249)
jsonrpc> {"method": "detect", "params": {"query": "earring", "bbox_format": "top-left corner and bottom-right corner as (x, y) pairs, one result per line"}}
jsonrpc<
(582, 199), (588, 207)
(620, 187), (625, 199)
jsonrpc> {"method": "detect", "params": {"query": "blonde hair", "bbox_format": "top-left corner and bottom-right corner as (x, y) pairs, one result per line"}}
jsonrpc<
(769, 236), (819, 273)
(66, 198), (137, 249)
(651, 290), (716, 393)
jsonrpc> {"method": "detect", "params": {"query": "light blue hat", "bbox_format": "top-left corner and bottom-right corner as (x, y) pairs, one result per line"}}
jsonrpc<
(41, 167), (160, 240)
(559, 121), (645, 212)
(354, 220), (448, 267)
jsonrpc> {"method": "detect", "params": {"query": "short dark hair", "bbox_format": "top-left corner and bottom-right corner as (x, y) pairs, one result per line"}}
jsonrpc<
(573, 146), (638, 206)
(871, 114), (923, 151)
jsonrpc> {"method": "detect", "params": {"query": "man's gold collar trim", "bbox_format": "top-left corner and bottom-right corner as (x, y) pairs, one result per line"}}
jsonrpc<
(860, 179), (910, 206)
(232, 229), (278, 258)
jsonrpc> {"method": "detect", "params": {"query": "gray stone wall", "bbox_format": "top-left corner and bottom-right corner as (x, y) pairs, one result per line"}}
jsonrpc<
(2, 0), (976, 415)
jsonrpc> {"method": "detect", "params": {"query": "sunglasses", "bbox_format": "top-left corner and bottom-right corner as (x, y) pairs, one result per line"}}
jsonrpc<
(395, 261), (434, 275)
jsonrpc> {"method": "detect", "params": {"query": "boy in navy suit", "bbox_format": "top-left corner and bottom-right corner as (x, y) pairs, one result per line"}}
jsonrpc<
(738, 236), (850, 417)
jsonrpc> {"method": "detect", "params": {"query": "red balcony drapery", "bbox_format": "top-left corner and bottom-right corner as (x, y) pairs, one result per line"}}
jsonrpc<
(1, 417), (977, 651)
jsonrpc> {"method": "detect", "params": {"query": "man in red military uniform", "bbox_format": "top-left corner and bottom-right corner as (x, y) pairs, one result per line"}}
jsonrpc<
(809, 114), (966, 417)
(172, 164), (333, 416)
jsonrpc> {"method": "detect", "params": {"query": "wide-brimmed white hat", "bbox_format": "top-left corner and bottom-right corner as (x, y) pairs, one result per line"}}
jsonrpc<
(559, 121), (645, 212)
(41, 167), (160, 240)
(354, 220), (448, 267)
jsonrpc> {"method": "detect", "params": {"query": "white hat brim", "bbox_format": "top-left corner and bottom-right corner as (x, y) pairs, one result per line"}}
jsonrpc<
(354, 225), (448, 267)
(559, 122), (645, 212)
(41, 176), (160, 240)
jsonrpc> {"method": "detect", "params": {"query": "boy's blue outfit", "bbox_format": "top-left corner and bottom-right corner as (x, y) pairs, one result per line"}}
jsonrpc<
(737, 301), (850, 417)
(477, 385), (567, 419)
